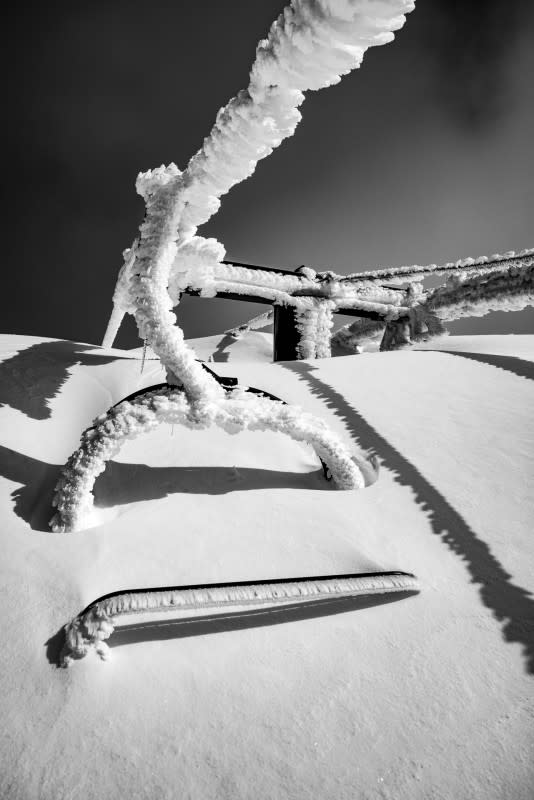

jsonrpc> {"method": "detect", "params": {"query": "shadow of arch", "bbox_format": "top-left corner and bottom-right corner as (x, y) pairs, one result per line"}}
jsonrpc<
(281, 360), (534, 674)
(0, 445), (330, 532)
(0, 446), (62, 532)
(437, 350), (534, 382)
(44, 590), (419, 666)
(94, 461), (330, 508)
(0, 339), (118, 420)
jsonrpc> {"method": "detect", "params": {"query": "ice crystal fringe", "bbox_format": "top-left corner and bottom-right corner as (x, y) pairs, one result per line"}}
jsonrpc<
(294, 299), (336, 359)
(60, 571), (419, 666)
(341, 248), (534, 284)
(424, 261), (534, 321)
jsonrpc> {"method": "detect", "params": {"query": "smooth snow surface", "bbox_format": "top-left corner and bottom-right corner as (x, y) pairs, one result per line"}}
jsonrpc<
(182, 331), (274, 363)
(1, 333), (533, 799)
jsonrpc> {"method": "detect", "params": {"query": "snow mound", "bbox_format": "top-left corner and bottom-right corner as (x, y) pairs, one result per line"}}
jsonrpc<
(1, 333), (533, 799)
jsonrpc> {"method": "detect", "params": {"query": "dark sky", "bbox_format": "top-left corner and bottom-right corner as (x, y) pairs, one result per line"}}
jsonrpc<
(5, 0), (534, 347)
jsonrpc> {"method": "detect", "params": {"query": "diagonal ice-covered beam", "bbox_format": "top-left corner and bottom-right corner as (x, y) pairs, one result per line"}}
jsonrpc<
(376, 259), (534, 351)
(103, 0), (416, 362)
(423, 259), (534, 322)
(340, 247), (534, 284)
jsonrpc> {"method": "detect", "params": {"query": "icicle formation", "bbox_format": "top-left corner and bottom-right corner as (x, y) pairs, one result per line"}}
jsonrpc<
(60, 571), (419, 665)
(50, 385), (366, 533)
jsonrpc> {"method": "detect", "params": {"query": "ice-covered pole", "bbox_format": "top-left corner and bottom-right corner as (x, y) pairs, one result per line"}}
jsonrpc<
(103, 0), (416, 367)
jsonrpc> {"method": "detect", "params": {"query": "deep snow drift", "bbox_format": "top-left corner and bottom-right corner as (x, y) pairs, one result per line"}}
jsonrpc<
(0, 332), (533, 799)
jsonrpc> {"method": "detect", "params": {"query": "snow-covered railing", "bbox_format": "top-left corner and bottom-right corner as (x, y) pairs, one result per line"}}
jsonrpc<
(60, 571), (419, 665)
(339, 248), (534, 284)
(332, 254), (534, 352)
(424, 260), (534, 322)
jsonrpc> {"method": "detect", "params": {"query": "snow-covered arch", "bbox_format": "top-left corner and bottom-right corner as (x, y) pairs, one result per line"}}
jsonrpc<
(50, 385), (365, 533)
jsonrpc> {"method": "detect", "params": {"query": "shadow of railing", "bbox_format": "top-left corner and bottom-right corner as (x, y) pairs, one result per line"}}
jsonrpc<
(437, 350), (534, 382)
(281, 360), (534, 674)
(0, 339), (117, 420)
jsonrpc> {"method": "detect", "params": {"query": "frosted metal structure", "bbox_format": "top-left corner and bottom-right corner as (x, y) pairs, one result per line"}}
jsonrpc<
(53, 0), (533, 663)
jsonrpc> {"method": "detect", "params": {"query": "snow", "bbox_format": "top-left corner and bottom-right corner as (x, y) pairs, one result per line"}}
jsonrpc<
(183, 331), (274, 363)
(1, 332), (533, 799)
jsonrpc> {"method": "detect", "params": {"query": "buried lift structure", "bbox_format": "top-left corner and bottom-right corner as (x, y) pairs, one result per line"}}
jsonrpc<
(180, 250), (534, 361)
(56, 249), (534, 663)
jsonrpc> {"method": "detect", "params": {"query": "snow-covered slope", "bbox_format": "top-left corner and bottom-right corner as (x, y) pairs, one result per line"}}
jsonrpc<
(1, 333), (533, 799)
(184, 330), (274, 363)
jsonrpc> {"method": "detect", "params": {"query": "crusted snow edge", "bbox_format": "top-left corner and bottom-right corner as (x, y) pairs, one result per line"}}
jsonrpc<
(59, 571), (420, 666)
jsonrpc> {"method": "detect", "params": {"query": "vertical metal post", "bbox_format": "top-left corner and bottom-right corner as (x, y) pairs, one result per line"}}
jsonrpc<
(273, 305), (301, 361)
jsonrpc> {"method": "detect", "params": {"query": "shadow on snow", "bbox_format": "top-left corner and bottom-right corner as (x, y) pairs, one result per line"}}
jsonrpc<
(0, 445), (331, 532)
(209, 333), (236, 362)
(280, 360), (534, 675)
(436, 350), (534, 382)
(0, 339), (117, 420)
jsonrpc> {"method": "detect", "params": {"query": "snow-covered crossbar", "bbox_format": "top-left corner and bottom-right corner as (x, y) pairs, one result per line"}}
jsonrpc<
(60, 571), (419, 666)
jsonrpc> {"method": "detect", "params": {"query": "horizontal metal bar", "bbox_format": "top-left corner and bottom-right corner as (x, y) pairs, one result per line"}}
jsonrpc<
(184, 288), (387, 320)
(185, 288), (274, 305)
(222, 259), (298, 277)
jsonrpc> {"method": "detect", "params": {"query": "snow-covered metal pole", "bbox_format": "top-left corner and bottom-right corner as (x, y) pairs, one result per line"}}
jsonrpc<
(53, 0), (418, 532)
